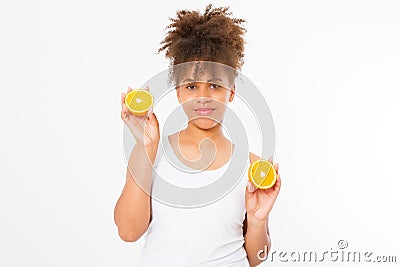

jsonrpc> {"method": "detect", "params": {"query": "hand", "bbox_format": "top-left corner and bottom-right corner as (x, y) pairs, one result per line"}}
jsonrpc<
(245, 157), (281, 223)
(120, 86), (160, 147)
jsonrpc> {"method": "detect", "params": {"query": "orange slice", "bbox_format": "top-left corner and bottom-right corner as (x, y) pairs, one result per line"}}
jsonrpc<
(248, 159), (277, 189)
(124, 89), (154, 116)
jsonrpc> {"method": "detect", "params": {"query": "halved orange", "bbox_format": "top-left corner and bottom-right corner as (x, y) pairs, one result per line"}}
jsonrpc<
(248, 159), (277, 189)
(124, 89), (154, 116)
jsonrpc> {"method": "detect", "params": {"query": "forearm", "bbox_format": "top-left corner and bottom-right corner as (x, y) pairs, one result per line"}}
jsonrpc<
(244, 215), (271, 267)
(114, 143), (158, 241)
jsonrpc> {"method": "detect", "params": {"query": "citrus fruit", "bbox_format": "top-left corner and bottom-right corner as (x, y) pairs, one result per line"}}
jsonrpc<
(248, 159), (277, 189)
(124, 89), (154, 116)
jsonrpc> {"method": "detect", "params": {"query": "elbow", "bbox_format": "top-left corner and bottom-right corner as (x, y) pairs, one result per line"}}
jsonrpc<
(114, 210), (150, 242)
(117, 228), (143, 242)
(116, 222), (149, 242)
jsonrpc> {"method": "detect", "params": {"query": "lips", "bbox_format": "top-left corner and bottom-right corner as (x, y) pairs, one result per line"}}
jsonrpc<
(194, 108), (215, 115)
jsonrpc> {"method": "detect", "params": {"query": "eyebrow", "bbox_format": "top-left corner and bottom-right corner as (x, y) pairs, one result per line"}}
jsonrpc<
(182, 78), (223, 83)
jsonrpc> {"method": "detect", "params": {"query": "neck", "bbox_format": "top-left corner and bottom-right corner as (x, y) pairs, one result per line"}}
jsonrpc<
(181, 122), (227, 145)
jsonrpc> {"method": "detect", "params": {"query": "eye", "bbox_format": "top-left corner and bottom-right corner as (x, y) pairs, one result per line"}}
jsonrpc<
(210, 83), (220, 89)
(186, 84), (196, 90)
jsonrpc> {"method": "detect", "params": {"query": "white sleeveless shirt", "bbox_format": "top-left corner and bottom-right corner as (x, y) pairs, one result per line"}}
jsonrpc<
(138, 138), (251, 267)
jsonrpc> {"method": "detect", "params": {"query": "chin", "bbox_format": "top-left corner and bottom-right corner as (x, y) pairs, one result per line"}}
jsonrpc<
(192, 118), (220, 130)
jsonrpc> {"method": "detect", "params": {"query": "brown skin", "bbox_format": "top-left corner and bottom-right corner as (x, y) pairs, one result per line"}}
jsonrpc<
(171, 80), (281, 266)
(245, 153), (281, 266)
(169, 78), (235, 171)
(115, 86), (160, 242)
(115, 4), (282, 266)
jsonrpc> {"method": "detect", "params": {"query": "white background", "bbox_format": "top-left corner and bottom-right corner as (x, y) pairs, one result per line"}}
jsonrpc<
(1, 0), (399, 266)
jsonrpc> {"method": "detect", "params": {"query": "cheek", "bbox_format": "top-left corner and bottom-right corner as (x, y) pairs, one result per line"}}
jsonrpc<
(213, 92), (230, 107)
(177, 90), (194, 103)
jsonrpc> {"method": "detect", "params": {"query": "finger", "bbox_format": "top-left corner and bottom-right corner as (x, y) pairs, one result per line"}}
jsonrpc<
(148, 106), (154, 117)
(267, 156), (274, 164)
(121, 103), (129, 120)
(247, 181), (257, 193)
(121, 92), (126, 107)
(128, 86), (133, 93)
(274, 173), (281, 191)
(245, 182), (252, 201)
(147, 111), (159, 127)
(144, 85), (150, 91)
(146, 106), (155, 119)
(273, 162), (279, 173)
(121, 107), (126, 120)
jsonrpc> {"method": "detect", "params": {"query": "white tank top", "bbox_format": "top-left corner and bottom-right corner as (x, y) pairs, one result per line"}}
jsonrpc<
(138, 137), (251, 267)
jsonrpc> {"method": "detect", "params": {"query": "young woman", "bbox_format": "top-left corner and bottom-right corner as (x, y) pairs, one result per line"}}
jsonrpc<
(114, 4), (281, 267)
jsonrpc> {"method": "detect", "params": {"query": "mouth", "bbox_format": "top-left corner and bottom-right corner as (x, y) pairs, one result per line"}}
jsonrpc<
(194, 108), (216, 116)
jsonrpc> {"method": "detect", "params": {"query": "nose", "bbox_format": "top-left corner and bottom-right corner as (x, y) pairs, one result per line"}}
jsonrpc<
(196, 97), (212, 105)
(195, 85), (212, 101)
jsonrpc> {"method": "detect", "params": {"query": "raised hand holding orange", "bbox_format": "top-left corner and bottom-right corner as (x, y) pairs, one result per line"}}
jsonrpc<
(120, 86), (160, 147)
(245, 157), (281, 223)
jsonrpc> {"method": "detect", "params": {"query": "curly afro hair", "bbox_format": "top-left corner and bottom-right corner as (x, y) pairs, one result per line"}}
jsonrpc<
(158, 4), (247, 70)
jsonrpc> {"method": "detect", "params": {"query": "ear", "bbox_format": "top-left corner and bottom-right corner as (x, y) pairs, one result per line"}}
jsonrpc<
(228, 84), (235, 102)
(175, 86), (181, 103)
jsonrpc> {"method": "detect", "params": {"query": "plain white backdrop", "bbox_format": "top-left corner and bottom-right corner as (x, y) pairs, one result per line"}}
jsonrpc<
(1, 0), (399, 266)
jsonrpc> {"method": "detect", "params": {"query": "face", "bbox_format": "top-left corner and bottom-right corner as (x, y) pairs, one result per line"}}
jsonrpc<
(175, 64), (235, 130)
